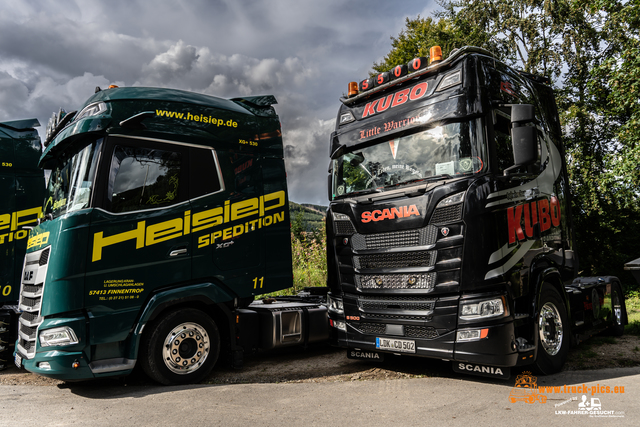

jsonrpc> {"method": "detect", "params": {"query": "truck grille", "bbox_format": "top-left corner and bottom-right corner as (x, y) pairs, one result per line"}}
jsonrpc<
(351, 225), (437, 250)
(334, 220), (356, 235)
(16, 246), (50, 359)
(354, 251), (435, 270)
(357, 296), (435, 311)
(354, 323), (386, 335)
(348, 323), (438, 339)
(355, 272), (436, 290)
(430, 203), (462, 224)
(405, 326), (438, 339)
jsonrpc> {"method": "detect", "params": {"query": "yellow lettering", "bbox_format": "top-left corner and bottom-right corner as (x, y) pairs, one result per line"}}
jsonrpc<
(197, 234), (210, 248)
(191, 207), (223, 233)
(211, 230), (223, 243)
(27, 232), (50, 250)
(273, 211), (285, 224)
(93, 221), (145, 262)
(0, 214), (9, 231)
(223, 227), (232, 240)
(184, 211), (191, 235)
(233, 224), (244, 237)
(231, 199), (259, 221)
(263, 190), (285, 212)
(146, 218), (182, 246)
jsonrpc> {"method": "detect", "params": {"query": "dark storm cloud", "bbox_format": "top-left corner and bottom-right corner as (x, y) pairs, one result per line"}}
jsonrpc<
(0, 0), (435, 204)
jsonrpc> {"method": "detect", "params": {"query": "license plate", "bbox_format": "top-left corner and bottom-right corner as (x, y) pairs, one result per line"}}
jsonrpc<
(376, 337), (415, 353)
(14, 353), (22, 369)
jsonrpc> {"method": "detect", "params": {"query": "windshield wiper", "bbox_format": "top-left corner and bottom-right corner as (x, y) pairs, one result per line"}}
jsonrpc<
(394, 174), (453, 188)
(344, 188), (383, 197)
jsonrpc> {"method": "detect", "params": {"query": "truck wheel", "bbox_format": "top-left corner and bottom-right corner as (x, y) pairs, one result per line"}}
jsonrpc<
(533, 284), (569, 375)
(608, 283), (625, 337)
(140, 308), (220, 385)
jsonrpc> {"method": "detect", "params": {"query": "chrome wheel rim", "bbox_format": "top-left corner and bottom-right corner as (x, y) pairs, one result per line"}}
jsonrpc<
(539, 302), (563, 356)
(162, 322), (209, 375)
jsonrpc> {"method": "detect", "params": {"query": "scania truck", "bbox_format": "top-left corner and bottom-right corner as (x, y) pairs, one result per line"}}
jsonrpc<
(1, 118), (45, 370)
(325, 46), (628, 378)
(13, 87), (328, 384)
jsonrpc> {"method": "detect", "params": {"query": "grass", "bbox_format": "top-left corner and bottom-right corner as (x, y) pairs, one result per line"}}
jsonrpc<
(257, 230), (327, 298)
(624, 292), (640, 335)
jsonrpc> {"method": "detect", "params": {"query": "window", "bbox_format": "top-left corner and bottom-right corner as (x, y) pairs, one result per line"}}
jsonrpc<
(44, 139), (102, 218)
(108, 145), (182, 213)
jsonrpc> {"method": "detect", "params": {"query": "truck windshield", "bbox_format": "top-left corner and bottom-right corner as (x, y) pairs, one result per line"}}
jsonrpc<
(44, 139), (103, 219)
(331, 119), (486, 198)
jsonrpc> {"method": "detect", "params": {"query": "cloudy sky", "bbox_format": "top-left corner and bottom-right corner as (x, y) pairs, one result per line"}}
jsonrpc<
(0, 0), (437, 205)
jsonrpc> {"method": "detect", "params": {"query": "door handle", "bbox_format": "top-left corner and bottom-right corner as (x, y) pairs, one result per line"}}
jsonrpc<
(169, 248), (188, 257)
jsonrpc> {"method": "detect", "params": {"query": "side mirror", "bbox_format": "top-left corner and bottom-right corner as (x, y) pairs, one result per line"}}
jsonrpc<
(504, 104), (538, 176)
(511, 104), (535, 125)
(511, 126), (538, 167)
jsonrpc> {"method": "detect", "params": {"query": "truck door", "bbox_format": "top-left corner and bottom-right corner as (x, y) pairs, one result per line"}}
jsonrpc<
(86, 136), (191, 342)
(190, 149), (266, 298)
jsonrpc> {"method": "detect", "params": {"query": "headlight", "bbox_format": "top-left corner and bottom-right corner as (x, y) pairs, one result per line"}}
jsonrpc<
(436, 70), (462, 91)
(74, 101), (107, 122)
(330, 319), (346, 331)
(39, 326), (79, 347)
(460, 297), (506, 320)
(339, 111), (355, 125)
(436, 191), (465, 208)
(327, 294), (344, 314)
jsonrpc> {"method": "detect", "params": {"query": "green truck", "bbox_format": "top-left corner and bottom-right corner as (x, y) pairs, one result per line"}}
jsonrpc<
(0, 118), (45, 370)
(13, 87), (328, 384)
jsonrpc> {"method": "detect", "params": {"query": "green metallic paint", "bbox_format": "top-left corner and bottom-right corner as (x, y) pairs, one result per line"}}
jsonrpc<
(0, 119), (45, 303)
(23, 87), (293, 380)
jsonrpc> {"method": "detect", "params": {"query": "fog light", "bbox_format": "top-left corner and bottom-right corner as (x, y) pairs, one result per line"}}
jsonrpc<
(456, 328), (489, 342)
(38, 362), (51, 370)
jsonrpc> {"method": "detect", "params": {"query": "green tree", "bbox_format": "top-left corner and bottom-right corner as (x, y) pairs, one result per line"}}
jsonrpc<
(374, 0), (640, 286)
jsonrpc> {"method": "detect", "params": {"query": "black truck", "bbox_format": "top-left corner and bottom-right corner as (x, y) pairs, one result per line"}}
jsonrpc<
(325, 46), (628, 378)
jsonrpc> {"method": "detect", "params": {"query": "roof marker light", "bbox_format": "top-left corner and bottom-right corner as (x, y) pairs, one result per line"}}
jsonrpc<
(348, 82), (358, 97)
(430, 46), (443, 64)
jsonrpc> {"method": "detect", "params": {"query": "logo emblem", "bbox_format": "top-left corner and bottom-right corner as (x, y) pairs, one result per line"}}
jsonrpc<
(441, 227), (450, 237)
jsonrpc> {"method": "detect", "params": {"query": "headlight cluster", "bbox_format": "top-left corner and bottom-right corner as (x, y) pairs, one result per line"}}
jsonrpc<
(460, 297), (506, 320)
(327, 294), (344, 314)
(39, 327), (79, 347)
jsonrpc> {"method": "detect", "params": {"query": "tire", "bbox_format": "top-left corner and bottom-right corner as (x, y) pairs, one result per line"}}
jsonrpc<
(608, 283), (625, 337)
(140, 308), (220, 385)
(533, 284), (569, 375)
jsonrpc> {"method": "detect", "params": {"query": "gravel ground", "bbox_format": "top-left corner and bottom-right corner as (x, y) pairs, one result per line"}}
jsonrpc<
(2, 334), (639, 387)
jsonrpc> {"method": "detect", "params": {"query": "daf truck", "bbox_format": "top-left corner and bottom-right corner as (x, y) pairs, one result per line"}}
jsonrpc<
(325, 46), (628, 379)
(13, 87), (328, 385)
(0, 118), (45, 370)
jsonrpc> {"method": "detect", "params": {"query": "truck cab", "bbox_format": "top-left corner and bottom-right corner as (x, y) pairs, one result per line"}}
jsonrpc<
(14, 87), (323, 384)
(326, 47), (627, 378)
(0, 118), (45, 370)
